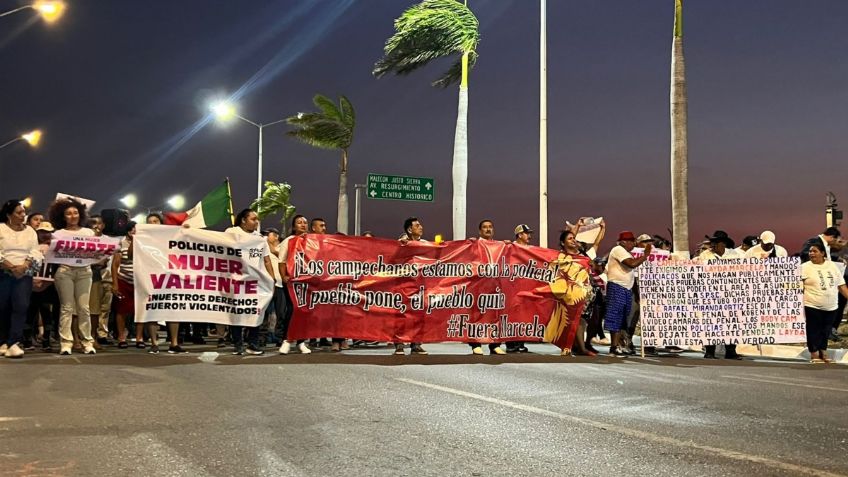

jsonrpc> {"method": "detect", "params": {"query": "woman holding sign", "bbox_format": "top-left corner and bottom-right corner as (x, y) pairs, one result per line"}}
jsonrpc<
(0, 199), (42, 358)
(48, 198), (97, 356)
(545, 229), (594, 356)
(801, 244), (848, 364)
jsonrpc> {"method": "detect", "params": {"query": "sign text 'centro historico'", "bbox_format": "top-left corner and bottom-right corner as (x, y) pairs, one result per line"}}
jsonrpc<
(367, 173), (435, 202)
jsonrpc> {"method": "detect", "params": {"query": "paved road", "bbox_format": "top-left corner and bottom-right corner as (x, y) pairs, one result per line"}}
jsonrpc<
(1, 343), (847, 476)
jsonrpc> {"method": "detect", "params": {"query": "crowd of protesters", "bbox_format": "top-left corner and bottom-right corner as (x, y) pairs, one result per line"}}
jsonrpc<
(1, 196), (847, 363)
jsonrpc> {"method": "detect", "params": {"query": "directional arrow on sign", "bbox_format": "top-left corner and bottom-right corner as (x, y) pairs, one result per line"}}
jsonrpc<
(425, 182), (432, 190)
(370, 190), (377, 197)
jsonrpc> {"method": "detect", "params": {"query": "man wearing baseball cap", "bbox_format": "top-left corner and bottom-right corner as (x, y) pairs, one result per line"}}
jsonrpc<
(505, 225), (533, 353)
(604, 231), (651, 357)
(744, 231), (787, 259)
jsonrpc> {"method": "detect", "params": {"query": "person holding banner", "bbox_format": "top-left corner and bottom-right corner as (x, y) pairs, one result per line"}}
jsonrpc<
(698, 230), (743, 359)
(801, 244), (848, 364)
(545, 229), (594, 356)
(505, 224), (534, 354)
(278, 215), (311, 355)
(394, 217), (429, 355)
(0, 199), (42, 358)
(604, 231), (651, 357)
(468, 220), (506, 355)
(49, 198), (97, 356)
(225, 208), (276, 356)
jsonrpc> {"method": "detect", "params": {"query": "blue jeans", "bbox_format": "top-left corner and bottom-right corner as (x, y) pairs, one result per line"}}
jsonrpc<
(0, 273), (33, 346)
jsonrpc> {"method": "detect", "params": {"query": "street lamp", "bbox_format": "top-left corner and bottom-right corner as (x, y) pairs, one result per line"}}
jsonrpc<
(209, 100), (287, 199)
(0, 1), (66, 24)
(167, 194), (185, 210)
(0, 129), (43, 150)
(120, 194), (137, 209)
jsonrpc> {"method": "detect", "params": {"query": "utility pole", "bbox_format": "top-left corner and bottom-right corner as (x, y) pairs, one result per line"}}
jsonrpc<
(354, 184), (366, 236)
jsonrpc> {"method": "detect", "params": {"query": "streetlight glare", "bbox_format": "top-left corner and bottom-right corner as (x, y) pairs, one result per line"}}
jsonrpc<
(120, 193), (137, 209)
(21, 197), (33, 209)
(33, 1), (66, 23)
(131, 213), (146, 224)
(211, 101), (237, 122)
(167, 194), (186, 210)
(21, 129), (42, 147)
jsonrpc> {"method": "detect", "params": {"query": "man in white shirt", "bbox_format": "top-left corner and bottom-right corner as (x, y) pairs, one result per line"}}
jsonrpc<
(604, 231), (651, 357)
(744, 231), (788, 259)
(802, 227), (841, 262)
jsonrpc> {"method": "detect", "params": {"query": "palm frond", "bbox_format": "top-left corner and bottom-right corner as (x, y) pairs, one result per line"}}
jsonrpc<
(432, 51), (477, 88)
(339, 95), (355, 130)
(251, 181), (296, 226)
(285, 94), (355, 150)
(312, 94), (343, 122)
(373, 0), (479, 87)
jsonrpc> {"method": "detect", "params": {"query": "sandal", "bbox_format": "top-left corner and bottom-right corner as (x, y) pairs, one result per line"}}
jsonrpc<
(118, 341), (128, 349)
(136, 341), (146, 349)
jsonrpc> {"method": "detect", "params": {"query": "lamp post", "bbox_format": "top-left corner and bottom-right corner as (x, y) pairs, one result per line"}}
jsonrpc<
(211, 101), (287, 199)
(539, 0), (548, 248)
(0, 1), (66, 23)
(0, 130), (43, 150)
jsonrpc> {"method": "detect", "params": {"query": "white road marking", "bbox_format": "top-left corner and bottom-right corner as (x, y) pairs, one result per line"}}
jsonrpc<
(722, 375), (848, 393)
(0, 417), (27, 422)
(395, 377), (847, 477)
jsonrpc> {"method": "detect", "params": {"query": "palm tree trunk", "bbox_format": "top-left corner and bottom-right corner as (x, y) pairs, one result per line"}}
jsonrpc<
(452, 50), (470, 240)
(337, 149), (349, 234)
(670, 0), (689, 258)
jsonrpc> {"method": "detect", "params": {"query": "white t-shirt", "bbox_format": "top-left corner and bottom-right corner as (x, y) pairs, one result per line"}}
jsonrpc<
(606, 245), (636, 290)
(225, 226), (270, 257)
(52, 228), (95, 269)
(0, 223), (41, 266)
(744, 244), (788, 259)
(276, 235), (301, 263)
(801, 261), (845, 311)
(698, 248), (743, 261)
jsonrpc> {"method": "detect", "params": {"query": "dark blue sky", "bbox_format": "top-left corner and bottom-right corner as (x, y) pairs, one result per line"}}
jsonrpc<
(2, 0), (846, 251)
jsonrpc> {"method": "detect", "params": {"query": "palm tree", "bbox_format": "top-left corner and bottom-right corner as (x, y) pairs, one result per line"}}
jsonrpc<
(374, 0), (480, 240)
(285, 94), (355, 234)
(251, 181), (296, 235)
(670, 0), (689, 257)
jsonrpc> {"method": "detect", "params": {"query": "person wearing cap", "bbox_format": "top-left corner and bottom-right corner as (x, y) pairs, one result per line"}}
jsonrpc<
(505, 225), (534, 353)
(801, 227), (841, 262)
(623, 234), (656, 355)
(29, 221), (59, 351)
(736, 235), (759, 255)
(698, 230), (743, 359)
(604, 231), (651, 357)
(744, 231), (788, 259)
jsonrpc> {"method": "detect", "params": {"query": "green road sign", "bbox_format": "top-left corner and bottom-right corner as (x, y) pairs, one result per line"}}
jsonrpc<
(367, 173), (435, 202)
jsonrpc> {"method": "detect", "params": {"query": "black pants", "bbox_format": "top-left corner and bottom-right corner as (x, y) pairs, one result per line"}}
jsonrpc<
(0, 274), (33, 346)
(705, 344), (737, 357)
(805, 306), (834, 353)
(468, 342), (500, 351)
(27, 286), (59, 342)
(832, 294), (846, 330)
(230, 325), (259, 348)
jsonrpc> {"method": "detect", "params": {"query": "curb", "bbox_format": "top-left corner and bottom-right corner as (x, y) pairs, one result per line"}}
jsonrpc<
(736, 344), (848, 363)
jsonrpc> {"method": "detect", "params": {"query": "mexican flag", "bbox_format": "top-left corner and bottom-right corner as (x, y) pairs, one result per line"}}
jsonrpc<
(164, 181), (233, 228)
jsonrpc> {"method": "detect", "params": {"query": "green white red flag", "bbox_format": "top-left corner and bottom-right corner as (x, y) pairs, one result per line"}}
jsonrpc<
(164, 180), (233, 228)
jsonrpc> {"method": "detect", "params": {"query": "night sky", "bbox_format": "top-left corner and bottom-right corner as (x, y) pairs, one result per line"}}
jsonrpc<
(2, 0), (847, 253)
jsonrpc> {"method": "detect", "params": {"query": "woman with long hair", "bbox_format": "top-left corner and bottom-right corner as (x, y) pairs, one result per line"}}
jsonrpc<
(0, 199), (42, 358)
(48, 198), (96, 355)
(544, 229), (594, 356)
(277, 215), (311, 355)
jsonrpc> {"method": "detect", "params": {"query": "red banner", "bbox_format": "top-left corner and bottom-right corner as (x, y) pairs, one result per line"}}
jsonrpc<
(286, 235), (593, 350)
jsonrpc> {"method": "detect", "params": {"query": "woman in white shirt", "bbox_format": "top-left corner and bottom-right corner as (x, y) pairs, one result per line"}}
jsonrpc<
(0, 199), (42, 358)
(48, 199), (96, 356)
(801, 244), (848, 363)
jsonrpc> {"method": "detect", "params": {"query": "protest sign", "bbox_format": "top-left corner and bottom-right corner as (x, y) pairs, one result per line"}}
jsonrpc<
(44, 235), (121, 266)
(631, 247), (671, 262)
(55, 192), (96, 210)
(133, 225), (274, 325)
(566, 217), (603, 244)
(640, 257), (804, 347)
(285, 236), (592, 348)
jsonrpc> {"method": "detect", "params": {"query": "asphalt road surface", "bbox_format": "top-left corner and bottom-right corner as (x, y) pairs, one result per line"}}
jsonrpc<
(1, 343), (846, 477)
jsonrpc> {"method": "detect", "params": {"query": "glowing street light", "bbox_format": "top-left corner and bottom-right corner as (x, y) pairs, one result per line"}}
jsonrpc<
(0, 129), (43, 150)
(120, 194), (137, 209)
(0, 1), (66, 24)
(208, 98), (287, 199)
(21, 197), (33, 209)
(131, 213), (146, 225)
(167, 194), (185, 210)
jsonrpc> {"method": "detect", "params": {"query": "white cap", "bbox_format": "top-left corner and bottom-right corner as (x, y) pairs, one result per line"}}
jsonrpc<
(760, 230), (776, 244)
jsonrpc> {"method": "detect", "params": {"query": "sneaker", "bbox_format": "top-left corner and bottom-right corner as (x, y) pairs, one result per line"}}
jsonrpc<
(279, 341), (291, 355)
(23, 342), (36, 351)
(135, 341), (146, 349)
(491, 347), (506, 355)
(5, 343), (24, 359)
(298, 342), (312, 354)
(168, 345), (187, 354)
(471, 346), (483, 355)
(609, 348), (628, 358)
(232, 346), (244, 355)
(394, 344), (405, 355)
(83, 345), (97, 355)
(517, 346), (530, 353)
(410, 344), (428, 355)
(0, 344), (7, 355)
(59, 346), (72, 356)
(245, 345), (264, 356)
(148, 346), (160, 354)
